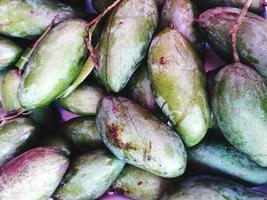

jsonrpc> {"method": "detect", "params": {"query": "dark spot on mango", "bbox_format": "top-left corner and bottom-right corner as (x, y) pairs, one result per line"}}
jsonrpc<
(160, 56), (167, 65)
(137, 181), (143, 185)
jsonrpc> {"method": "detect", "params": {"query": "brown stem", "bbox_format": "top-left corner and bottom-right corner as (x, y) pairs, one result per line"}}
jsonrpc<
(229, 0), (253, 63)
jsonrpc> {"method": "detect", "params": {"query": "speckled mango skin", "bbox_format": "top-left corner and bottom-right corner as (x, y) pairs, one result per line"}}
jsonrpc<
(0, 36), (22, 69)
(148, 28), (210, 147)
(58, 84), (105, 116)
(188, 136), (267, 185)
(96, 96), (187, 178)
(160, 0), (204, 57)
(54, 149), (125, 200)
(0, 118), (37, 166)
(62, 117), (103, 150)
(18, 19), (88, 110)
(0, 0), (77, 39)
(1, 70), (22, 112)
(96, 0), (158, 92)
(113, 165), (168, 200)
(198, 7), (267, 80)
(212, 63), (267, 167)
(0, 147), (69, 200)
(195, 0), (262, 13)
(162, 176), (267, 200)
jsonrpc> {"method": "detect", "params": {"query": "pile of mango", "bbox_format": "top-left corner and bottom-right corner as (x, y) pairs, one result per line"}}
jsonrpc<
(0, 0), (266, 199)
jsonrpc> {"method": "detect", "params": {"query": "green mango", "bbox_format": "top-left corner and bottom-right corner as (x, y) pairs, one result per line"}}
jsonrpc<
(162, 176), (267, 199)
(96, 0), (158, 92)
(112, 165), (168, 200)
(189, 136), (267, 185)
(198, 7), (267, 80)
(54, 149), (125, 200)
(160, 0), (204, 56)
(96, 96), (187, 178)
(62, 117), (102, 150)
(148, 28), (210, 147)
(0, 147), (69, 200)
(18, 19), (88, 110)
(1, 70), (22, 112)
(125, 65), (158, 112)
(195, 0), (262, 13)
(0, 118), (37, 166)
(212, 63), (267, 167)
(0, 36), (22, 69)
(58, 84), (105, 116)
(0, 0), (77, 39)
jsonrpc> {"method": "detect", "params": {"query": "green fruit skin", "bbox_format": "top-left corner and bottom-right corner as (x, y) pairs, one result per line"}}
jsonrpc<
(160, 0), (204, 57)
(0, 0), (77, 39)
(112, 165), (168, 200)
(162, 176), (267, 200)
(1, 70), (22, 112)
(96, 0), (158, 92)
(54, 149), (125, 200)
(148, 28), (210, 147)
(63, 117), (103, 150)
(58, 84), (105, 116)
(125, 65), (158, 112)
(18, 19), (88, 110)
(0, 118), (37, 166)
(195, 0), (262, 13)
(0, 36), (22, 69)
(198, 7), (267, 80)
(212, 63), (267, 166)
(96, 96), (187, 178)
(188, 136), (267, 185)
(0, 147), (69, 200)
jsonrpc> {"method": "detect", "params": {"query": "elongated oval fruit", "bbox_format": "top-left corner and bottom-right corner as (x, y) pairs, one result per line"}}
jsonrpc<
(96, 0), (158, 92)
(96, 96), (187, 178)
(54, 149), (125, 200)
(0, 118), (37, 166)
(125, 65), (158, 112)
(0, 147), (69, 200)
(188, 136), (267, 185)
(0, 36), (22, 69)
(62, 117), (102, 150)
(160, 0), (204, 56)
(18, 19), (88, 110)
(198, 7), (267, 80)
(195, 0), (262, 13)
(148, 28), (210, 147)
(112, 165), (168, 200)
(1, 70), (22, 112)
(0, 0), (77, 39)
(162, 176), (267, 199)
(212, 63), (267, 166)
(58, 84), (105, 116)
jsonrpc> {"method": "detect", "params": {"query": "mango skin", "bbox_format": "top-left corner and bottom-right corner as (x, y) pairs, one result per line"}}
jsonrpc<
(62, 117), (103, 151)
(0, 36), (22, 69)
(96, 96), (187, 178)
(54, 149), (125, 200)
(0, 147), (69, 200)
(18, 19), (88, 110)
(113, 165), (168, 200)
(198, 7), (267, 80)
(195, 0), (262, 13)
(58, 84), (105, 116)
(212, 63), (267, 167)
(0, 0), (77, 39)
(0, 118), (37, 166)
(148, 28), (210, 147)
(160, 0), (204, 57)
(162, 176), (267, 200)
(1, 70), (22, 112)
(96, 0), (158, 92)
(188, 136), (267, 185)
